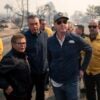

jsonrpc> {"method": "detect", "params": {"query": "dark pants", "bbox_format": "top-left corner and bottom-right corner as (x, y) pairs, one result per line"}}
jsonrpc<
(84, 73), (100, 100)
(44, 71), (49, 88)
(29, 73), (46, 100)
(53, 78), (80, 100)
(4, 93), (29, 100)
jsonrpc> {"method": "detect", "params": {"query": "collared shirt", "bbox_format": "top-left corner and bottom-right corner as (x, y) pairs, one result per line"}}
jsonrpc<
(86, 33), (100, 75)
(51, 34), (65, 87)
(56, 34), (65, 46)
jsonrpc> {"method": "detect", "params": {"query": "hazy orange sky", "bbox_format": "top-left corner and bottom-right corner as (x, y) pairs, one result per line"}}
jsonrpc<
(0, 0), (100, 16)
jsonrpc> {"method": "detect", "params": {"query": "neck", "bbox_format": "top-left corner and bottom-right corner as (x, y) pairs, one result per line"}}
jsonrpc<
(12, 48), (26, 58)
(56, 32), (65, 41)
(89, 33), (98, 41)
(29, 29), (40, 34)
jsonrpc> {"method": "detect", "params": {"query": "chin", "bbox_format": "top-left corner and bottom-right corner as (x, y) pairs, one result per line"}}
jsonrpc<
(61, 31), (66, 34)
(19, 50), (25, 53)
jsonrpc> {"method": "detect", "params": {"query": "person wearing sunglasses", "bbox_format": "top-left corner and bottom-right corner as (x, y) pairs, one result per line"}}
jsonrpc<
(84, 20), (100, 100)
(47, 12), (92, 100)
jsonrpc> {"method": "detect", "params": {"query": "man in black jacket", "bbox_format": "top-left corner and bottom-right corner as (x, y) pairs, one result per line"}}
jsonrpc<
(25, 15), (48, 100)
(0, 34), (31, 100)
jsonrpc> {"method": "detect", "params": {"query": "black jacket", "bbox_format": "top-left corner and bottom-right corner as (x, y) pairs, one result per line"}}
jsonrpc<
(0, 49), (31, 97)
(25, 30), (48, 74)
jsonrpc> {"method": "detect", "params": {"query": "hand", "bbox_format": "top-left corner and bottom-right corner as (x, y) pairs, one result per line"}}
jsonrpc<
(5, 85), (13, 95)
(80, 70), (84, 79)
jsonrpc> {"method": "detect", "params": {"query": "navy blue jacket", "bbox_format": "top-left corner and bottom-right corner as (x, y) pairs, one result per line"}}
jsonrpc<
(25, 30), (48, 74)
(47, 33), (92, 83)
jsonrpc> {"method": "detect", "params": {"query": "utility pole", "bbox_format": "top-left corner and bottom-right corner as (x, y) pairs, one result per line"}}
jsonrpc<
(27, 0), (29, 17)
(20, 0), (24, 28)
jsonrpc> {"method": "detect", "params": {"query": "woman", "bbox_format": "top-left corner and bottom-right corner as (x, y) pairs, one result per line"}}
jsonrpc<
(0, 34), (31, 100)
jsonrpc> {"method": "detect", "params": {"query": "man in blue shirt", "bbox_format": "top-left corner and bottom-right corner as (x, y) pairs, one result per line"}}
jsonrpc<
(47, 12), (92, 100)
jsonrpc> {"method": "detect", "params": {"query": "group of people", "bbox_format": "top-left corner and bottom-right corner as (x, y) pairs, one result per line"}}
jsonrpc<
(0, 12), (100, 100)
(69, 18), (100, 100)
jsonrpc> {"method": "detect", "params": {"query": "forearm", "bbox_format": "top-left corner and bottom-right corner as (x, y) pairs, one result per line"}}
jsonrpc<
(81, 49), (92, 71)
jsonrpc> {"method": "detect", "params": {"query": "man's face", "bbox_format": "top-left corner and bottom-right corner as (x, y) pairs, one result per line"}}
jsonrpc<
(54, 18), (68, 34)
(75, 27), (82, 36)
(88, 21), (98, 40)
(40, 20), (47, 30)
(28, 17), (40, 33)
(88, 22), (98, 34)
(12, 38), (26, 53)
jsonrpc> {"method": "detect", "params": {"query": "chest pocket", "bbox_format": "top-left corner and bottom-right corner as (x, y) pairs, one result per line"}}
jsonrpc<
(63, 40), (79, 57)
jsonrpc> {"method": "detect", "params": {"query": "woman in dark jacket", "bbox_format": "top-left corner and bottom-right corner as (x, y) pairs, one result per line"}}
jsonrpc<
(0, 34), (31, 100)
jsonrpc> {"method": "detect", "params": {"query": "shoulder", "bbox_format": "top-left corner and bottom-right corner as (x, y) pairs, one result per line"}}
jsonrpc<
(0, 38), (2, 42)
(48, 33), (55, 41)
(45, 27), (53, 37)
(68, 33), (82, 41)
(67, 33), (88, 46)
(1, 51), (15, 64)
(40, 31), (48, 37)
(0, 38), (3, 44)
(83, 36), (91, 44)
(97, 33), (100, 39)
(2, 51), (13, 59)
(47, 34), (56, 46)
(24, 30), (31, 37)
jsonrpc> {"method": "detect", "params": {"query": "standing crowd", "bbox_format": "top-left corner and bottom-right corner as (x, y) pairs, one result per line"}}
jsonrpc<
(0, 12), (100, 100)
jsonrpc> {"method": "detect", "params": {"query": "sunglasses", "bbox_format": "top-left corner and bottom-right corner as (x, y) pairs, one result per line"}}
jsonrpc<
(15, 42), (26, 45)
(56, 20), (67, 25)
(88, 25), (97, 29)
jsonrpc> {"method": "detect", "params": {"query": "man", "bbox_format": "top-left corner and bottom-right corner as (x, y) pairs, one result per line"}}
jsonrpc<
(47, 12), (92, 100)
(0, 34), (31, 100)
(39, 18), (53, 91)
(75, 25), (85, 38)
(25, 15), (48, 100)
(75, 24), (87, 94)
(84, 20), (100, 100)
(40, 18), (53, 37)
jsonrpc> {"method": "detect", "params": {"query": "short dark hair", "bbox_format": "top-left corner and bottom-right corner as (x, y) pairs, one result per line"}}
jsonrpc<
(76, 25), (84, 33)
(27, 15), (39, 20)
(39, 18), (46, 23)
(11, 34), (26, 43)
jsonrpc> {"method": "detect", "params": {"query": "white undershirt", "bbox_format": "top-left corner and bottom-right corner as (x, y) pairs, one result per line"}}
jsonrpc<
(50, 35), (65, 87)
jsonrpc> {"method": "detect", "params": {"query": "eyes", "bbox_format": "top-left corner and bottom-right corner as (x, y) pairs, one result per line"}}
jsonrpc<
(56, 20), (67, 25)
(88, 25), (97, 29)
(15, 42), (26, 45)
(29, 23), (39, 26)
